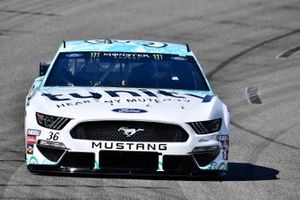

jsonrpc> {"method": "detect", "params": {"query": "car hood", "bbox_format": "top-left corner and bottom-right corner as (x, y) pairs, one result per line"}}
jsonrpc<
(28, 87), (221, 122)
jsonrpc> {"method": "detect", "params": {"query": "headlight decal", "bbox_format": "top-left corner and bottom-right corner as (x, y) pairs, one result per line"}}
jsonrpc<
(189, 118), (222, 134)
(36, 112), (71, 130)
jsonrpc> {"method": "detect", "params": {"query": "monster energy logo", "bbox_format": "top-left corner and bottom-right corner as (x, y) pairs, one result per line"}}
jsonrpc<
(153, 54), (163, 60)
(91, 52), (101, 58)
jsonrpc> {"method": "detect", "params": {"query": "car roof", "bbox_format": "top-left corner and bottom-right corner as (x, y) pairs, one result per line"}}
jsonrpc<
(58, 39), (193, 55)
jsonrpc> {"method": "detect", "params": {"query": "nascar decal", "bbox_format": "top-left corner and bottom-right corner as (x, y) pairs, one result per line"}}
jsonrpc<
(92, 142), (167, 151)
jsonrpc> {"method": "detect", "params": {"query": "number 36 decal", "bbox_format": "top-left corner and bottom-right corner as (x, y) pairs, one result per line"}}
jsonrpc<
(47, 132), (60, 141)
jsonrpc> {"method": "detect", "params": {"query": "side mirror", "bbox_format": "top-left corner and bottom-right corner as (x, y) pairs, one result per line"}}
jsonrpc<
(39, 62), (50, 76)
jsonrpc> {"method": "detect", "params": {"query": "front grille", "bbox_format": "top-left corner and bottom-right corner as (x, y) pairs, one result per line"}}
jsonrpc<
(60, 152), (95, 169)
(70, 121), (189, 142)
(163, 155), (198, 172)
(100, 151), (158, 171)
(37, 145), (65, 162)
(192, 146), (220, 167)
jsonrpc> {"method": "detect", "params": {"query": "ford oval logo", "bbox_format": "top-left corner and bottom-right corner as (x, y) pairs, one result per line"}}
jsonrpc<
(112, 108), (147, 113)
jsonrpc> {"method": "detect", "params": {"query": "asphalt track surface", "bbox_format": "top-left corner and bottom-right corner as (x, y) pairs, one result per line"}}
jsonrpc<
(0, 0), (299, 199)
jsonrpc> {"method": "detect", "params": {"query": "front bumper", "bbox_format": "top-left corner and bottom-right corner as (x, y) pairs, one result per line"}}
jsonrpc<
(26, 117), (229, 174)
(27, 140), (228, 174)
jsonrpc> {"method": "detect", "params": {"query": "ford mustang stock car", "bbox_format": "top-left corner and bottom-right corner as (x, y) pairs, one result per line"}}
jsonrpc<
(25, 39), (230, 175)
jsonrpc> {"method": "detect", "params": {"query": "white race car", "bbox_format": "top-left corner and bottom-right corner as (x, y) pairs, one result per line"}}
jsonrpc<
(25, 39), (230, 175)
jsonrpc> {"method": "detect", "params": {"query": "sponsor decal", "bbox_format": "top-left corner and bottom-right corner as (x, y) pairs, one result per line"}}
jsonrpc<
(44, 116), (54, 127)
(143, 42), (167, 48)
(42, 159), (56, 165)
(157, 156), (163, 171)
(26, 129), (41, 136)
(90, 52), (101, 58)
(85, 40), (167, 49)
(112, 108), (147, 114)
(29, 156), (38, 164)
(27, 144), (34, 154)
(200, 161), (228, 171)
(202, 95), (214, 103)
(171, 76), (179, 81)
(94, 161), (100, 169)
(85, 39), (104, 44)
(153, 54), (163, 60)
(218, 162), (226, 170)
(55, 98), (192, 108)
(118, 127), (144, 137)
(26, 135), (37, 145)
(92, 142), (167, 151)
(103, 52), (150, 59)
(210, 162), (218, 170)
(217, 135), (229, 160)
(42, 89), (204, 102)
(42, 89), (209, 108)
(56, 100), (91, 108)
(205, 162), (227, 170)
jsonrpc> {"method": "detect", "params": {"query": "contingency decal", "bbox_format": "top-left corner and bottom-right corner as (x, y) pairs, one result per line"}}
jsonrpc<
(26, 129), (41, 136)
(26, 135), (37, 145)
(27, 144), (34, 154)
(217, 135), (229, 160)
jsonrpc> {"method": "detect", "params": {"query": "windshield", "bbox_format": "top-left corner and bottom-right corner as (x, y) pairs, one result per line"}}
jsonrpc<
(44, 52), (210, 91)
